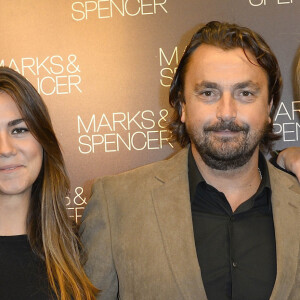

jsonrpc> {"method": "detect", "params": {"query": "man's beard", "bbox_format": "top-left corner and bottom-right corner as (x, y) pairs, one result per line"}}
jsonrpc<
(187, 120), (269, 171)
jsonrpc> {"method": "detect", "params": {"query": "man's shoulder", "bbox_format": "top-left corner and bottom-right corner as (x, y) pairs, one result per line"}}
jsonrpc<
(268, 161), (300, 194)
(93, 147), (189, 188)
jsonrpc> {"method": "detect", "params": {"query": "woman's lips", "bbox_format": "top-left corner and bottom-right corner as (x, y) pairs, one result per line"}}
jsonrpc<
(0, 165), (23, 173)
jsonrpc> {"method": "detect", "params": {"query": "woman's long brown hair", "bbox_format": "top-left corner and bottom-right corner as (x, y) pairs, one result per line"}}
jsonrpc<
(0, 66), (98, 299)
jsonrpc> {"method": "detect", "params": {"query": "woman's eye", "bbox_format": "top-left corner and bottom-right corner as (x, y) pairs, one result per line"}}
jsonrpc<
(12, 127), (29, 134)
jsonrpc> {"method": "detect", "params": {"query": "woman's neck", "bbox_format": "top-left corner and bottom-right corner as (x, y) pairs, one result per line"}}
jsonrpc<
(0, 194), (30, 235)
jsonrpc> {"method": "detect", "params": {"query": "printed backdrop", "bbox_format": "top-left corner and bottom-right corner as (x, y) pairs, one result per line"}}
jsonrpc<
(0, 0), (299, 222)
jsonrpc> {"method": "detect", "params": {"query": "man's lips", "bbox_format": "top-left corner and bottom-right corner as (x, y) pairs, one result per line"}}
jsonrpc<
(206, 128), (244, 133)
(213, 129), (242, 133)
(210, 130), (242, 136)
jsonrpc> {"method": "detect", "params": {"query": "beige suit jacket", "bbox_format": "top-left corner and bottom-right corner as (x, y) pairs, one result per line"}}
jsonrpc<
(80, 148), (300, 300)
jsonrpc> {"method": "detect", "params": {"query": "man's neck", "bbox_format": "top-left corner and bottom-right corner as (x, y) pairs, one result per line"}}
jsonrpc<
(191, 144), (262, 212)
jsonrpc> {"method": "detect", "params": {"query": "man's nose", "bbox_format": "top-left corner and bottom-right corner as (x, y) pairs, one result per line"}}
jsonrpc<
(0, 133), (17, 157)
(216, 93), (237, 121)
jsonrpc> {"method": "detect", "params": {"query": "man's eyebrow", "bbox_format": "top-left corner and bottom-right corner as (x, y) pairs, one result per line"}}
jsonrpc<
(233, 81), (261, 90)
(8, 118), (25, 127)
(195, 81), (220, 90)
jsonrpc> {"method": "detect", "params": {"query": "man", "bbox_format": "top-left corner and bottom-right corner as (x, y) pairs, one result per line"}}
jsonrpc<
(80, 22), (300, 300)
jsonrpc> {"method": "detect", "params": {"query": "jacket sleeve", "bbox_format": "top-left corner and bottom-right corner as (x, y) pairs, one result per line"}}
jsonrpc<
(79, 179), (118, 299)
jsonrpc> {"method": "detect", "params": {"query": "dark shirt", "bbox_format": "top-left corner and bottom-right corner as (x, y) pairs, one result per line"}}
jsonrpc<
(0, 235), (56, 300)
(189, 150), (277, 300)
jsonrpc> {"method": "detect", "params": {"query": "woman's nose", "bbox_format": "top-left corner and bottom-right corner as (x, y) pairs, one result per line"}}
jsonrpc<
(0, 133), (17, 157)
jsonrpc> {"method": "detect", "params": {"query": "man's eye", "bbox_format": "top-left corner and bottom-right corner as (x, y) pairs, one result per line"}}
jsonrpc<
(241, 91), (253, 96)
(12, 128), (29, 134)
(200, 90), (213, 97)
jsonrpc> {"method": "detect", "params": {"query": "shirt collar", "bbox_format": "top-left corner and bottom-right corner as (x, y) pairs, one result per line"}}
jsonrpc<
(188, 147), (271, 201)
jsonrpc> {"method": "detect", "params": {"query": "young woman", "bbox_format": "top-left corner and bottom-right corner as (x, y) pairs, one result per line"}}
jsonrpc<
(0, 67), (98, 299)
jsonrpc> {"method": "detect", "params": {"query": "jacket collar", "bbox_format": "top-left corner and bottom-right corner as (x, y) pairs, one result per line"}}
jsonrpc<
(269, 163), (300, 300)
(151, 147), (208, 299)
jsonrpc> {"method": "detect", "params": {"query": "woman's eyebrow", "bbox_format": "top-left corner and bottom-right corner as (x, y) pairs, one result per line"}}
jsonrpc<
(8, 118), (25, 127)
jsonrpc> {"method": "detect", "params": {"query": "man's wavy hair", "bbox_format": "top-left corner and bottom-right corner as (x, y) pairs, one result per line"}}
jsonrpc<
(169, 21), (282, 152)
(296, 53), (300, 98)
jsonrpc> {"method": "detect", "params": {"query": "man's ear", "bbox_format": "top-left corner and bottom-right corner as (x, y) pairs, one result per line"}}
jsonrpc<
(268, 98), (273, 123)
(180, 101), (186, 123)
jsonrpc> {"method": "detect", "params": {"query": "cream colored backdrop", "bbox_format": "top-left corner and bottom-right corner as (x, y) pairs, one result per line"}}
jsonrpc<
(0, 0), (299, 222)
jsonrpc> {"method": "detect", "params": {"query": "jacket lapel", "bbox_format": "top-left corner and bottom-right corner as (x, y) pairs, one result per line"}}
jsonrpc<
(151, 148), (207, 300)
(269, 163), (300, 300)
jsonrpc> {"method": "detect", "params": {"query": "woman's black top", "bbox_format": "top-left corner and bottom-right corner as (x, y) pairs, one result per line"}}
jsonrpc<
(0, 235), (56, 300)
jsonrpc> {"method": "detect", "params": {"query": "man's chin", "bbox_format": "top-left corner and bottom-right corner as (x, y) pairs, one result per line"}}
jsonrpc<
(197, 146), (257, 171)
(208, 136), (245, 149)
(200, 154), (251, 170)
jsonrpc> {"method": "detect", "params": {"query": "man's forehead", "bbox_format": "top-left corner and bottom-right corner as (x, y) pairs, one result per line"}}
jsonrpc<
(189, 44), (258, 67)
(184, 44), (268, 86)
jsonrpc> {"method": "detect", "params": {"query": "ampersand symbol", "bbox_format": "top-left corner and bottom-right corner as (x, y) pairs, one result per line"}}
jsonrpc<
(158, 109), (169, 128)
(73, 187), (87, 206)
(67, 55), (80, 73)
